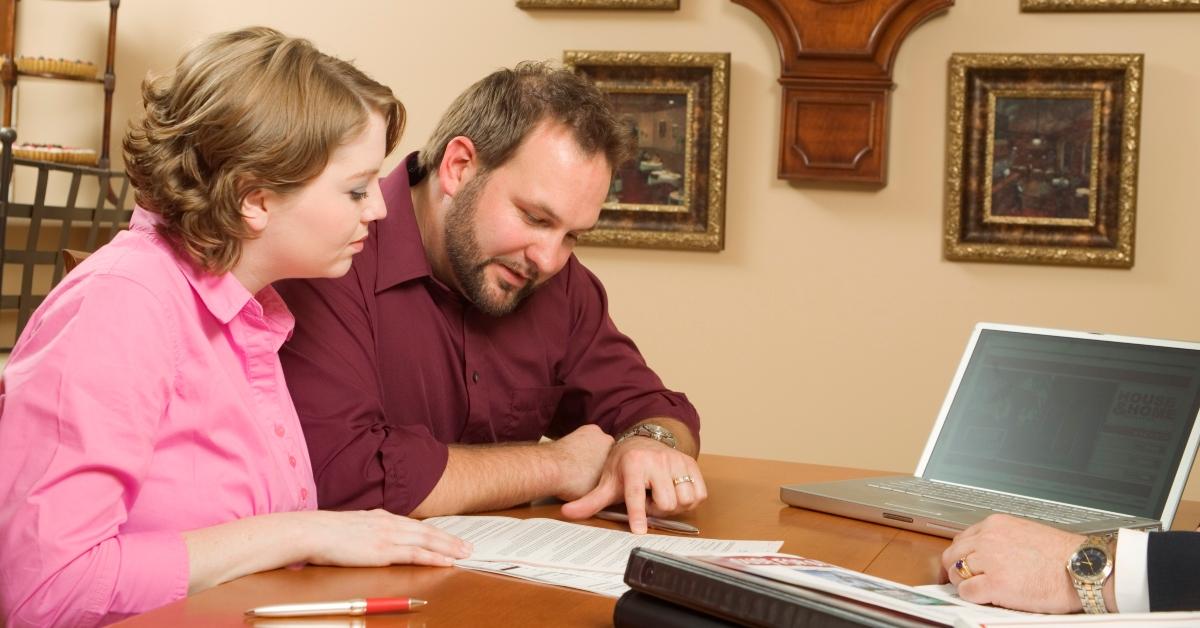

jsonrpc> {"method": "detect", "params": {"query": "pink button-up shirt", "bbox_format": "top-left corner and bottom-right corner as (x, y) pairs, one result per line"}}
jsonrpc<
(0, 209), (317, 627)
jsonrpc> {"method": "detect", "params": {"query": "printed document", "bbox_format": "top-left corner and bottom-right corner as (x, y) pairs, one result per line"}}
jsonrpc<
(697, 554), (1030, 625)
(691, 555), (1200, 627)
(424, 516), (782, 597)
(953, 611), (1200, 627)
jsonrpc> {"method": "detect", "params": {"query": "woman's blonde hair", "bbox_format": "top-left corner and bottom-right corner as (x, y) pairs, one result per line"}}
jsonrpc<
(123, 26), (404, 273)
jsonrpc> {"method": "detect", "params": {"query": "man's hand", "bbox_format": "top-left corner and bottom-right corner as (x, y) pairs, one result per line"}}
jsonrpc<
(941, 514), (1097, 614)
(558, 433), (707, 534)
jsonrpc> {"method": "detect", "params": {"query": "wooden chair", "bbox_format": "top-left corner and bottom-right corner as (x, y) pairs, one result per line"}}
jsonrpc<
(60, 249), (91, 274)
(0, 127), (133, 348)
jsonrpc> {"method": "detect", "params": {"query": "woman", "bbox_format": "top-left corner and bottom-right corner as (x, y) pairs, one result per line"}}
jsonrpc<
(0, 27), (470, 627)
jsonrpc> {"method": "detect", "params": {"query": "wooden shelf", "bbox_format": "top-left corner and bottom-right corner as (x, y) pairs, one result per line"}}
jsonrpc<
(15, 68), (103, 83)
(11, 154), (101, 170)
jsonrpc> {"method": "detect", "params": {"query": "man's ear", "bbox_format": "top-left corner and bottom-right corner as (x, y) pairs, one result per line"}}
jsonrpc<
(241, 188), (271, 234)
(437, 136), (478, 198)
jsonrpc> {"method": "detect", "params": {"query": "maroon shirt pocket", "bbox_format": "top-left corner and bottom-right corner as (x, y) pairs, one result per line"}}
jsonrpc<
(503, 386), (566, 442)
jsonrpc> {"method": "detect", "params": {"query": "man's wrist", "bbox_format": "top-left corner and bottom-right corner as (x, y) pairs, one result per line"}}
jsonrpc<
(1102, 535), (1118, 612)
(1103, 570), (1118, 612)
(542, 438), (571, 492)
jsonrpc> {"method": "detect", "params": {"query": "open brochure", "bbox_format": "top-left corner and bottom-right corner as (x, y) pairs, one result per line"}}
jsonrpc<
(424, 515), (783, 597)
(953, 611), (1200, 627)
(692, 553), (1034, 626)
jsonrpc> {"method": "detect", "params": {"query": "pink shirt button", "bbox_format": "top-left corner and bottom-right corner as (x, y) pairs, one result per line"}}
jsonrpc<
(300, 488), (309, 501)
(274, 424), (285, 437)
(288, 454), (297, 468)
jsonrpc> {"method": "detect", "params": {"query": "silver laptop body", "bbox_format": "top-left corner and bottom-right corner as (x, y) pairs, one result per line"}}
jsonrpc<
(781, 323), (1200, 538)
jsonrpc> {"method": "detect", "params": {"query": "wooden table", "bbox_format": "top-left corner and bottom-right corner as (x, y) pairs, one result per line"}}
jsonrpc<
(115, 455), (1200, 627)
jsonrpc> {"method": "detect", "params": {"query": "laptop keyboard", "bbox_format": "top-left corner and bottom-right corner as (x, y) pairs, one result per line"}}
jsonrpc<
(868, 478), (1114, 524)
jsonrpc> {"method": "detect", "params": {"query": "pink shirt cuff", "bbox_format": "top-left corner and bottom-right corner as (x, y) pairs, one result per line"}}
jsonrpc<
(110, 530), (190, 615)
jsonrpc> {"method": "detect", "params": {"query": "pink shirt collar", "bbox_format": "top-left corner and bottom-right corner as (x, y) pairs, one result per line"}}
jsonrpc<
(129, 207), (294, 342)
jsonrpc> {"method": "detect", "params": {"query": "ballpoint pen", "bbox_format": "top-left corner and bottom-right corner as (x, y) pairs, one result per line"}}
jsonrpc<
(246, 620), (366, 628)
(595, 509), (700, 535)
(245, 598), (426, 618)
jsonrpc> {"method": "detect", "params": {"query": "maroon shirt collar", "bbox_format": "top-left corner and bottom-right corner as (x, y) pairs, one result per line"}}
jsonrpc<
(373, 152), (435, 293)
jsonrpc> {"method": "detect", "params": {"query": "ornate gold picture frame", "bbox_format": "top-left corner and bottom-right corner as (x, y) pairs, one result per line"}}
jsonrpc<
(565, 50), (729, 251)
(1022, 0), (1200, 11)
(517, 0), (679, 9)
(944, 53), (1143, 268)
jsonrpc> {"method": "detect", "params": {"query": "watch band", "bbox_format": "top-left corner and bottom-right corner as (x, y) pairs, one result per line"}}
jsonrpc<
(1072, 579), (1107, 614)
(616, 423), (678, 449)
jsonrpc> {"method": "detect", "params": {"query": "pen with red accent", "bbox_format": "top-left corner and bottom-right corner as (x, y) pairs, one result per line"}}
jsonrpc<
(245, 597), (427, 617)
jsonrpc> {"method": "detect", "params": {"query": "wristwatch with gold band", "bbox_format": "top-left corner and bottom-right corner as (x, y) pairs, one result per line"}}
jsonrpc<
(616, 423), (678, 449)
(1067, 536), (1113, 614)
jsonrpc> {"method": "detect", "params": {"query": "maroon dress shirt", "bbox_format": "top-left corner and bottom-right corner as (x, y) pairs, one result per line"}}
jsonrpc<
(276, 154), (700, 515)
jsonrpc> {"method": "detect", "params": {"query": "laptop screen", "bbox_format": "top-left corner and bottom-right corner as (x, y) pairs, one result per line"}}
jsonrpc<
(922, 328), (1200, 519)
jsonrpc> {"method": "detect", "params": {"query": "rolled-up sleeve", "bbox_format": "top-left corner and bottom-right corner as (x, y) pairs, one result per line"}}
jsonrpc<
(276, 275), (449, 514)
(0, 276), (188, 627)
(550, 259), (701, 443)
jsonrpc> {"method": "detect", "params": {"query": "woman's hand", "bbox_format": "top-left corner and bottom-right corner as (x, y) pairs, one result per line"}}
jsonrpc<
(300, 509), (472, 567)
(184, 509), (472, 593)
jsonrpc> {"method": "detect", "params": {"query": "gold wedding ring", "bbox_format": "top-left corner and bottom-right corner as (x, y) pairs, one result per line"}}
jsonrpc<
(954, 556), (976, 579)
(673, 475), (694, 486)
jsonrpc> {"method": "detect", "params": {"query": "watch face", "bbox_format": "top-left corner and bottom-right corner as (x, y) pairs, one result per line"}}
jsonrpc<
(1070, 546), (1110, 580)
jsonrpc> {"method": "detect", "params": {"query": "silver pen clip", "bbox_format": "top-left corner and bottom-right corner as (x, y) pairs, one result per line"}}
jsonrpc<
(595, 510), (699, 535)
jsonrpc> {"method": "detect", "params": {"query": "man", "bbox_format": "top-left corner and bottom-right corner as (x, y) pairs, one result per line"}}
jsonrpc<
(275, 62), (705, 535)
(942, 514), (1200, 613)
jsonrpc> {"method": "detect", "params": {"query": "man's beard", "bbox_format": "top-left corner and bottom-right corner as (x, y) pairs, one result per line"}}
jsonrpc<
(443, 173), (540, 317)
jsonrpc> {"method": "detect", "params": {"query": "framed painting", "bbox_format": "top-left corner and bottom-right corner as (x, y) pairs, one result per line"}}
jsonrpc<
(517, 0), (680, 9)
(1022, 0), (1200, 11)
(943, 53), (1143, 267)
(564, 50), (729, 251)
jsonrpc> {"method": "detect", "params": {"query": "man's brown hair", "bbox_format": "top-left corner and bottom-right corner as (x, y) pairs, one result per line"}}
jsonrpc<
(123, 26), (404, 273)
(418, 61), (633, 176)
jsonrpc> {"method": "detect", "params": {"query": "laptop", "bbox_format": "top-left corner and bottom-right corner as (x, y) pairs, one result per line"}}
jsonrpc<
(781, 323), (1200, 538)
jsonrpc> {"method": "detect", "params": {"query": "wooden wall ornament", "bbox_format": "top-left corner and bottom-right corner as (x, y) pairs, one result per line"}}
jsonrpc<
(729, 0), (954, 186)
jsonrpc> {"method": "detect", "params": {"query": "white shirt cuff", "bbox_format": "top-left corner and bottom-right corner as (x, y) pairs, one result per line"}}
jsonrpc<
(1114, 528), (1150, 613)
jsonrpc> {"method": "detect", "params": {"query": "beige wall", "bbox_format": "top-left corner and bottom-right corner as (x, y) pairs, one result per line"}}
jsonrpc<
(10, 1), (1200, 498)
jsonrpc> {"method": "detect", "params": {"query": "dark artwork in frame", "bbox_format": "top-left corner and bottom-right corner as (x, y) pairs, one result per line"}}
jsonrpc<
(944, 54), (1143, 268)
(565, 51), (729, 252)
(986, 94), (1099, 226)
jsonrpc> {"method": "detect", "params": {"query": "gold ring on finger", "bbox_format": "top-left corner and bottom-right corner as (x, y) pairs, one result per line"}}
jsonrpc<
(954, 556), (975, 579)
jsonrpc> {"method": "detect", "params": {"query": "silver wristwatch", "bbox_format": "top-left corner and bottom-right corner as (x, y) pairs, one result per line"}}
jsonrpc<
(616, 423), (678, 449)
(1067, 536), (1113, 614)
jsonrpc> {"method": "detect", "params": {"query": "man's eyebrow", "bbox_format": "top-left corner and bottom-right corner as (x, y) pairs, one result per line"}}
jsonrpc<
(527, 200), (563, 224)
(524, 199), (596, 232)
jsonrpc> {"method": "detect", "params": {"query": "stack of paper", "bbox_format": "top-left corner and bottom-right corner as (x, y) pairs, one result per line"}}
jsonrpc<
(423, 515), (783, 597)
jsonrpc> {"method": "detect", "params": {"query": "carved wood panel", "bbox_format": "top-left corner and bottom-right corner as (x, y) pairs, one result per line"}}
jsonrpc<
(731, 0), (954, 186)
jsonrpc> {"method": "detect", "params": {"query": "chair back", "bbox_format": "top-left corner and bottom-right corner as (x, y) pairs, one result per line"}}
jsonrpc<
(60, 249), (91, 274)
(1, 127), (133, 348)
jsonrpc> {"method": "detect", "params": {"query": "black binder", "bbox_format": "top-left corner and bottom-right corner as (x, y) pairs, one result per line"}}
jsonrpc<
(616, 548), (941, 628)
(615, 590), (742, 628)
